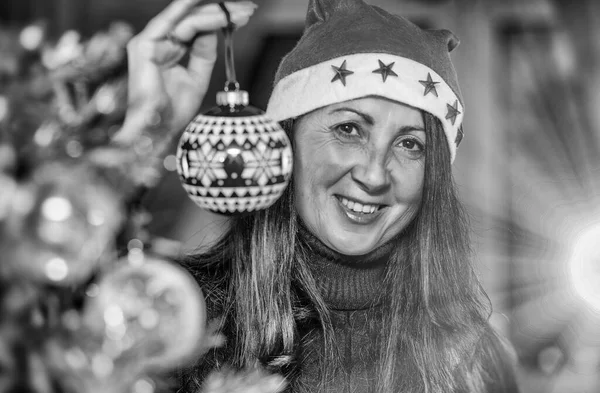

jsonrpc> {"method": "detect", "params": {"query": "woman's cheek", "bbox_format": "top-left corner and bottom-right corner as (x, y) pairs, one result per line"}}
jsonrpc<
(390, 166), (425, 204)
(319, 142), (357, 170)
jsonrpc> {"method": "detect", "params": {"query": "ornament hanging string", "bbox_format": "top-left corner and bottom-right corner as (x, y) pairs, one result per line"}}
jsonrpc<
(219, 2), (239, 92)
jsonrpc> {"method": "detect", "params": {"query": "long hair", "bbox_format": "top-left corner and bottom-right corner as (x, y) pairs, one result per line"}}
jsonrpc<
(177, 126), (334, 389)
(178, 112), (516, 393)
(378, 113), (496, 393)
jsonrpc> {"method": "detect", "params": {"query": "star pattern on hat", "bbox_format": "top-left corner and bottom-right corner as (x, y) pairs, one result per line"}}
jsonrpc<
(445, 100), (461, 125)
(331, 60), (354, 86)
(455, 126), (464, 147)
(419, 73), (440, 97)
(372, 60), (398, 82)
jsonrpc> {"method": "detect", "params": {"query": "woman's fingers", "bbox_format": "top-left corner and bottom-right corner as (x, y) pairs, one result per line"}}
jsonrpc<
(187, 33), (219, 81)
(171, 1), (257, 42)
(184, 2), (254, 88)
(171, 1), (256, 85)
(133, 0), (256, 68)
(142, 0), (204, 39)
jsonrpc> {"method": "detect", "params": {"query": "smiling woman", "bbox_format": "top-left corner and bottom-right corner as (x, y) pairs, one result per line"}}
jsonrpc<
(121, 0), (520, 392)
(293, 98), (425, 255)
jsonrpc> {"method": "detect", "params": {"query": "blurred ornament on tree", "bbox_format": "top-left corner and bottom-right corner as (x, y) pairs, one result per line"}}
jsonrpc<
(43, 22), (132, 84)
(1, 162), (124, 285)
(45, 334), (150, 393)
(82, 255), (207, 372)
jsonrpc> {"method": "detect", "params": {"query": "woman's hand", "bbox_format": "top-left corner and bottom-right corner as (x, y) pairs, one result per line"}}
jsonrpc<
(115, 0), (257, 144)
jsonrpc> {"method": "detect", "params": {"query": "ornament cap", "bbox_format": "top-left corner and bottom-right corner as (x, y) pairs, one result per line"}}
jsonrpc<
(216, 90), (249, 107)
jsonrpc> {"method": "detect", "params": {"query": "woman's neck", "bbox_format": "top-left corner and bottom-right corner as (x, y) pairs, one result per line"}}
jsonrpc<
(296, 221), (394, 310)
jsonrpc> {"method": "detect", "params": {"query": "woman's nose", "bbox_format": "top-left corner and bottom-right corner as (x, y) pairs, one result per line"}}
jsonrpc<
(351, 149), (391, 194)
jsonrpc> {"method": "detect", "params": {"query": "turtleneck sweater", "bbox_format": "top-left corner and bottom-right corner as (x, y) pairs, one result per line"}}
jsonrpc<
(294, 224), (394, 393)
(176, 223), (518, 393)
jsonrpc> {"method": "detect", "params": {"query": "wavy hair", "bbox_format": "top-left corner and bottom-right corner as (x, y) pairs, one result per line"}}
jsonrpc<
(177, 112), (517, 393)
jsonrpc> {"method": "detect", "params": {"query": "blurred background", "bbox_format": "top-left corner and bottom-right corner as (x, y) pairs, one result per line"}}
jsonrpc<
(2, 0), (600, 391)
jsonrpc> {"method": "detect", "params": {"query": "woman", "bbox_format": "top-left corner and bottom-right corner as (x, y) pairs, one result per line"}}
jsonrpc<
(121, 0), (520, 392)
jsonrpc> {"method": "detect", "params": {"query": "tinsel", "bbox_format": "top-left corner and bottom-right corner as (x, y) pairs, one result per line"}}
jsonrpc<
(0, 22), (285, 393)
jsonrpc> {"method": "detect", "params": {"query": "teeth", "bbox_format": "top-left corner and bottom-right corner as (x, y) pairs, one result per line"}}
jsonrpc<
(339, 197), (379, 214)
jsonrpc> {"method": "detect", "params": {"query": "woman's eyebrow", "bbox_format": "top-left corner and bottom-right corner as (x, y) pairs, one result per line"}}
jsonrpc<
(398, 125), (425, 134)
(329, 107), (374, 125)
(328, 108), (425, 134)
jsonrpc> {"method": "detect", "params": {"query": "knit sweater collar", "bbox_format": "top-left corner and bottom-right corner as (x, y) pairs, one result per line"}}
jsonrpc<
(297, 221), (393, 311)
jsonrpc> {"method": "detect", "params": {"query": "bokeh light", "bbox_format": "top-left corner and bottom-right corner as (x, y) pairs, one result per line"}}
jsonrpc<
(45, 257), (69, 281)
(570, 223), (600, 312)
(19, 25), (44, 51)
(0, 96), (9, 122)
(41, 196), (73, 222)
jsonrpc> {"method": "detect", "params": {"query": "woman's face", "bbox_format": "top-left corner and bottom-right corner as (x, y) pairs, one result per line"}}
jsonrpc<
(293, 97), (426, 255)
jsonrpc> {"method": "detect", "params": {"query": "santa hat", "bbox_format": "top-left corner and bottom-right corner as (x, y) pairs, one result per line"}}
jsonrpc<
(266, 0), (465, 162)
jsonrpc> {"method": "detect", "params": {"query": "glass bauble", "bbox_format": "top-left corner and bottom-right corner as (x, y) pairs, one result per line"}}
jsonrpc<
(2, 163), (123, 285)
(82, 256), (206, 371)
(176, 91), (293, 215)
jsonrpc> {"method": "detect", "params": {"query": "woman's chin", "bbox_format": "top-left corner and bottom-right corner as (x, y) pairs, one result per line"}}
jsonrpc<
(325, 236), (379, 256)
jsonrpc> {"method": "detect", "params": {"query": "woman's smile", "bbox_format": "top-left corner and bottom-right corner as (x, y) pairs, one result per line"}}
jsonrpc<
(334, 194), (386, 225)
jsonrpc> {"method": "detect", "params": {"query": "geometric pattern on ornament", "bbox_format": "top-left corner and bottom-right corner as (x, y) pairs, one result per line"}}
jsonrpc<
(189, 196), (233, 213)
(258, 131), (274, 143)
(234, 124), (249, 135)
(186, 132), (201, 146)
(222, 194), (276, 212)
(183, 183), (206, 197)
(235, 134), (255, 146)
(207, 134), (223, 146)
(219, 185), (276, 197)
(241, 140), (283, 186)
(253, 123), (265, 133)
(236, 186), (268, 197)
(268, 129), (288, 142)
(185, 144), (227, 188)
(192, 192), (280, 213)
(185, 182), (286, 199)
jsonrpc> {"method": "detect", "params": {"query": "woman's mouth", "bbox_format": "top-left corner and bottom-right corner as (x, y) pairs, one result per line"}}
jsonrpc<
(335, 195), (385, 224)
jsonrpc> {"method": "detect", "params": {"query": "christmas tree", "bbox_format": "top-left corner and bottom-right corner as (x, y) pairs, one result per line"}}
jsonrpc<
(0, 22), (285, 393)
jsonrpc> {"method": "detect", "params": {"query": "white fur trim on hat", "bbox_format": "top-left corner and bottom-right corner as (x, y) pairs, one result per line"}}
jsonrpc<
(266, 53), (464, 162)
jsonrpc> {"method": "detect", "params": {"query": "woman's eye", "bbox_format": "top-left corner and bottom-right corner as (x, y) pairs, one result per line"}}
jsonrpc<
(400, 139), (421, 151)
(397, 137), (425, 158)
(335, 123), (359, 136)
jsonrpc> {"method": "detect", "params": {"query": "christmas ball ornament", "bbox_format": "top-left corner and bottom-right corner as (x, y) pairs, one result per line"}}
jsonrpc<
(176, 98), (292, 215)
(45, 335), (144, 393)
(2, 163), (123, 285)
(82, 255), (206, 371)
(176, 6), (292, 215)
